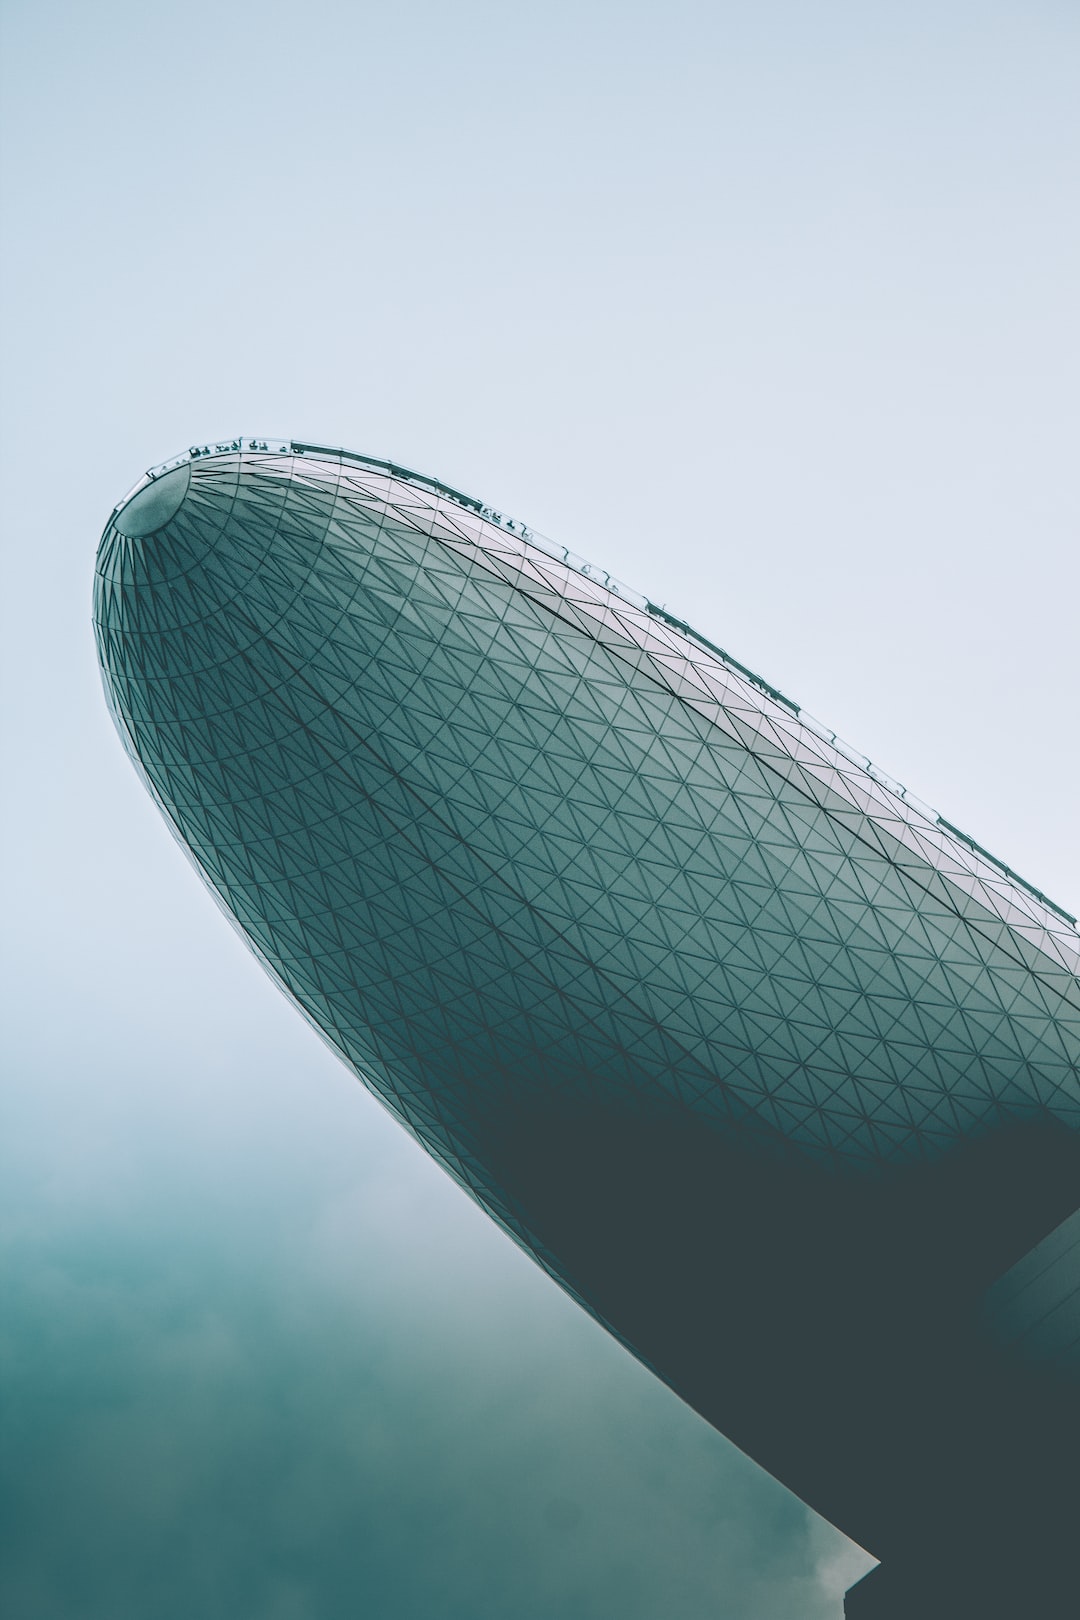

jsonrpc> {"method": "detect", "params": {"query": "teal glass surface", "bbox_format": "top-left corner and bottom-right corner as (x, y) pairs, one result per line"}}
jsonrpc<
(94, 442), (1080, 1613)
(94, 441), (1080, 1208)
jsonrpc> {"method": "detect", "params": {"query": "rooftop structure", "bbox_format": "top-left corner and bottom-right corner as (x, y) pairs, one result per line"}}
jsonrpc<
(95, 440), (1080, 1617)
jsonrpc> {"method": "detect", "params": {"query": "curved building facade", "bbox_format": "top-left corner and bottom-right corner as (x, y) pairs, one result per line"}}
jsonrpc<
(95, 440), (1080, 1617)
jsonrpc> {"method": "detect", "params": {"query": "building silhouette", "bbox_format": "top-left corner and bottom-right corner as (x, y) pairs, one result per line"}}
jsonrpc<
(95, 441), (1080, 1617)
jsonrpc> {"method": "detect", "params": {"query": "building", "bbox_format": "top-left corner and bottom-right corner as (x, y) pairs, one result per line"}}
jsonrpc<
(94, 440), (1080, 1617)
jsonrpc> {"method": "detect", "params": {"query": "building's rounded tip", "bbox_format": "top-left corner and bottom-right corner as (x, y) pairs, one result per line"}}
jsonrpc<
(114, 462), (191, 538)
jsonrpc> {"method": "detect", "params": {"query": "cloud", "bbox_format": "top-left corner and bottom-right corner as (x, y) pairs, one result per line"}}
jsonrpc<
(0, 1069), (862, 1620)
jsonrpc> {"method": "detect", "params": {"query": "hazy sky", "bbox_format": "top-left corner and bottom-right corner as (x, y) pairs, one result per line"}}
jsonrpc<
(1, 2), (1077, 1616)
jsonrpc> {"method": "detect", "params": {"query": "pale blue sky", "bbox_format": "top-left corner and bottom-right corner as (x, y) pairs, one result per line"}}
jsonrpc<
(1, 3), (1077, 1615)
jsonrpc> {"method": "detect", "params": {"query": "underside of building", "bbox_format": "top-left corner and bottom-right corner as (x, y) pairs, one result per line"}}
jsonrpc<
(95, 440), (1080, 1616)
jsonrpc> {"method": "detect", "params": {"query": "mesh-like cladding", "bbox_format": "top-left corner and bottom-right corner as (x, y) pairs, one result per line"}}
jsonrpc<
(94, 443), (1080, 1248)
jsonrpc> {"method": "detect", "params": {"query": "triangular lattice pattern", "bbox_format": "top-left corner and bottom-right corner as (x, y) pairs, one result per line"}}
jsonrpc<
(94, 442), (1080, 1245)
